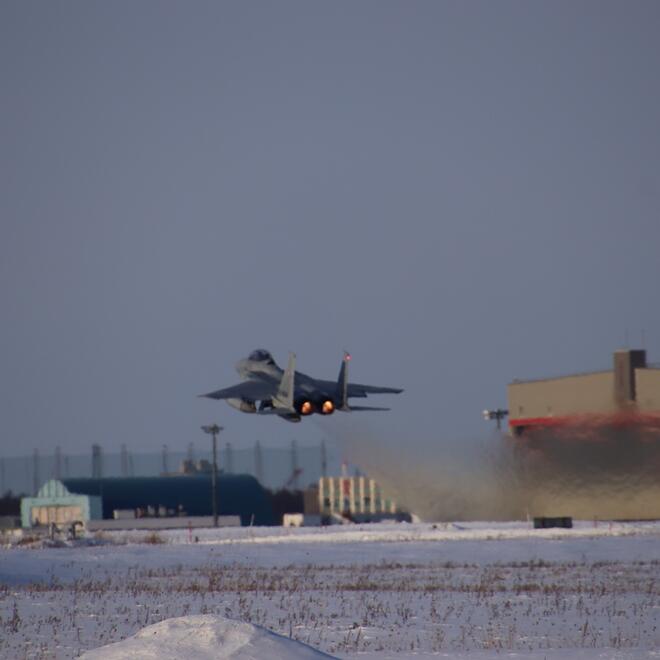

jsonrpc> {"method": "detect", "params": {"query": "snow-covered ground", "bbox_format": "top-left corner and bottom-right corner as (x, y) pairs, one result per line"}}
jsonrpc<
(1, 521), (659, 659)
(79, 615), (334, 659)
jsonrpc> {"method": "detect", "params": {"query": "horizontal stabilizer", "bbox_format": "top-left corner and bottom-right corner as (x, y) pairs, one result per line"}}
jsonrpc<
(343, 405), (391, 412)
(349, 384), (403, 395)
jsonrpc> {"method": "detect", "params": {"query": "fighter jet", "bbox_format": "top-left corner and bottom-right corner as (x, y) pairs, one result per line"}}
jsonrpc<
(200, 349), (403, 422)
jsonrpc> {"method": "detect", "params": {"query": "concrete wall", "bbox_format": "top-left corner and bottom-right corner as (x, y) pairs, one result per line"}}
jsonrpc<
(508, 371), (615, 420)
(86, 515), (241, 531)
(635, 368), (660, 411)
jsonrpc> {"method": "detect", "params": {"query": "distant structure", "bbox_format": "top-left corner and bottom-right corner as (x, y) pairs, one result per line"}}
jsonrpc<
(179, 457), (215, 475)
(32, 449), (40, 495)
(254, 440), (264, 484)
(120, 444), (129, 477)
(318, 475), (407, 523)
(284, 467), (303, 490)
(91, 444), (103, 479)
(508, 349), (660, 436)
(482, 409), (508, 431)
(290, 439), (299, 489)
(5, 442), (338, 498)
(54, 446), (62, 480)
(161, 444), (169, 474)
(320, 439), (327, 477)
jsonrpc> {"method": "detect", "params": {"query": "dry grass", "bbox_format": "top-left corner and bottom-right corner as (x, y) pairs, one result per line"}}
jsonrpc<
(143, 532), (165, 545)
(1, 557), (659, 657)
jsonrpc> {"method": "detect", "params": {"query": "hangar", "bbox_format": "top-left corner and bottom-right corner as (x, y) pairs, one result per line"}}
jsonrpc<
(21, 473), (274, 528)
(508, 349), (660, 436)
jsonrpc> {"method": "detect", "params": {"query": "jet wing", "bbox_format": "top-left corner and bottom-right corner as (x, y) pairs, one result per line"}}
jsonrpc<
(199, 380), (276, 401)
(311, 379), (403, 399)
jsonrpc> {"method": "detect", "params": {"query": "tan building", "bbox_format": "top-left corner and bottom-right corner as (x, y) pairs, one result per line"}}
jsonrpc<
(508, 349), (660, 436)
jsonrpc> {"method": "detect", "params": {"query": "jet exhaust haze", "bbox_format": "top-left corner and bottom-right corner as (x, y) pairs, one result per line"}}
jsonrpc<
(321, 419), (660, 521)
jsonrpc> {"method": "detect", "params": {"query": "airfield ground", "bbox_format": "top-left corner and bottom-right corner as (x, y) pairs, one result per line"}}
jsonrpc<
(1, 521), (659, 659)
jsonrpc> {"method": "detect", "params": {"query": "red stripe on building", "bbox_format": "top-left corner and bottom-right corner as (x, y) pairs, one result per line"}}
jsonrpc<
(510, 412), (660, 429)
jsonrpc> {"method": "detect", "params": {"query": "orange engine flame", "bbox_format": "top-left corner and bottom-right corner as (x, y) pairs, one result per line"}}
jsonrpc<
(300, 401), (314, 415)
(321, 400), (335, 415)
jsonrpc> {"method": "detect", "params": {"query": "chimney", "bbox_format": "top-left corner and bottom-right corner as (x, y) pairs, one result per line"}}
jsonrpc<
(613, 349), (646, 407)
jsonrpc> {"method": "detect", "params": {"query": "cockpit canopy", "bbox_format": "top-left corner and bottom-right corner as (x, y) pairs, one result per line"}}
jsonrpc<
(248, 349), (275, 365)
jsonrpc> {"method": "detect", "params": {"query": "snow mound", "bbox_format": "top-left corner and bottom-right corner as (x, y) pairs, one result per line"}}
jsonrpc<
(79, 614), (335, 659)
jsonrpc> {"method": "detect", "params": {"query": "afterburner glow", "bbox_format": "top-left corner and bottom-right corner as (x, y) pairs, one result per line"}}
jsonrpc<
(300, 401), (314, 415)
(322, 400), (335, 414)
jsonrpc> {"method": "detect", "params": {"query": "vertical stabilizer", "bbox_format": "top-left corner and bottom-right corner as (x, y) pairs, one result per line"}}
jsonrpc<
(338, 352), (351, 410)
(275, 352), (296, 410)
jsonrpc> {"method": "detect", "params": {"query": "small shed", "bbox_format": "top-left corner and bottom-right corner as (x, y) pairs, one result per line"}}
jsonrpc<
(21, 480), (102, 528)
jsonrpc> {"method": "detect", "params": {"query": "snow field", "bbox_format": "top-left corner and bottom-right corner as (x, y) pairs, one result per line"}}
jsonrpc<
(1, 522), (659, 658)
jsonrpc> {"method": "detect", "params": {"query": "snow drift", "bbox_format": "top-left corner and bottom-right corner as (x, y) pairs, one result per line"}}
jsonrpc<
(79, 614), (335, 659)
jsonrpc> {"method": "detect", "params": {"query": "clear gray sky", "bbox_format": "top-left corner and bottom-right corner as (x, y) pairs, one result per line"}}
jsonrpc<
(1, 1), (659, 458)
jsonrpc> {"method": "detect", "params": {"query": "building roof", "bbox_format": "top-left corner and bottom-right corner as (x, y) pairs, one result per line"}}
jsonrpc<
(60, 474), (273, 525)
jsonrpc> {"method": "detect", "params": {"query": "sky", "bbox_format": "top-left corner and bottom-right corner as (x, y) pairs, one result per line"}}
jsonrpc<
(1, 1), (660, 461)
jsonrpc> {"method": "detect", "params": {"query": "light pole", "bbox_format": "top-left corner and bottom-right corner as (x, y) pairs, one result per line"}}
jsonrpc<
(482, 408), (509, 431)
(201, 424), (223, 527)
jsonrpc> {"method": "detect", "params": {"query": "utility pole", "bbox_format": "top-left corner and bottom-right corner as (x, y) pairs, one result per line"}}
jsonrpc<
(290, 439), (299, 490)
(120, 444), (129, 477)
(33, 449), (40, 495)
(54, 446), (62, 480)
(482, 408), (509, 431)
(92, 444), (103, 479)
(320, 439), (327, 478)
(254, 440), (264, 484)
(201, 424), (223, 527)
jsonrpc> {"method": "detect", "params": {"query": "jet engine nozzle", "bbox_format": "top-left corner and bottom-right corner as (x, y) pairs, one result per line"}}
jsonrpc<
(320, 399), (335, 415)
(298, 400), (314, 416)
